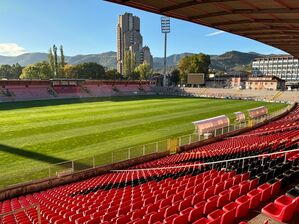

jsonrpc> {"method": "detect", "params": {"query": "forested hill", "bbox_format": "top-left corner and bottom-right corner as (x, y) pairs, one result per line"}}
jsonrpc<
(0, 51), (266, 72)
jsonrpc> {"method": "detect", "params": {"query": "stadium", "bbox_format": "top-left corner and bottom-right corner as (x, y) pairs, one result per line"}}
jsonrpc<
(0, 0), (299, 224)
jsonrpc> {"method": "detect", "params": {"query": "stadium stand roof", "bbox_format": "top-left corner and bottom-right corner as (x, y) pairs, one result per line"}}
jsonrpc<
(106, 0), (299, 58)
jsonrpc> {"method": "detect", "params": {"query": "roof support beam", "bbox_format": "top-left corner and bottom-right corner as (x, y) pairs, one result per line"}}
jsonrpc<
(212, 19), (299, 26)
(228, 26), (299, 33)
(239, 31), (299, 35)
(256, 36), (298, 40)
(191, 8), (299, 20)
(160, 0), (240, 13)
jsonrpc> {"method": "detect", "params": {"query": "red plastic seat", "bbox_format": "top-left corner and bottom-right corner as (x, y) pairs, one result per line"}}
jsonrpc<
(183, 187), (193, 198)
(179, 207), (193, 216)
(217, 190), (230, 208)
(262, 199), (296, 222)
(148, 211), (164, 224)
(160, 197), (172, 209)
(204, 186), (215, 200)
(258, 183), (272, 202)
(193, 183), (204, 194)
(133, 218), (149, 224)
(239, 181), (250, 195)
(214, 182), (225, 195)
(212, 176), (221, 186)
(207, 209), (223, 224)
(204, 195), (219, 215)
(163, 214), (178, 224)
(164, 204), (179, 218)
(222, 205), (236, 224)
(229, 185), (240, 201)
(233, 175), (242, 185)
(203, 179), (213, 189)
(193, 217), (211, 224)
(192, 191), (204, 206)
(188, 205), (204, 223)
(274, 195), (296, 207)
(247, 189), (261, 209)
(116, 215), (131, 224)
(172, 213), (188, 224)
(86, 218), (103, 224)
(172, 191), (184, 204)
(75, 216), (90, 224)
(249, 178), (259, 191)
(235, 195), (250, 218)
(224, 178), (233, 190)
(241, 172), (249, 182)
(228, 171), (237, 178)
(131, 209), (146, 221)
(270, 180), (281, 196)
(147, 203), (159, 214)
(178, 196), (192, 211)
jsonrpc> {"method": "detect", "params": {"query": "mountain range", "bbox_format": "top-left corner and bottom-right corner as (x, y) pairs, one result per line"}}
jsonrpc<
(0, 51), (265, 72)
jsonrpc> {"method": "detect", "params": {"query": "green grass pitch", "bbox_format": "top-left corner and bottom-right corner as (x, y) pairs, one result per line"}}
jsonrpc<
(0, 95), (286, 186)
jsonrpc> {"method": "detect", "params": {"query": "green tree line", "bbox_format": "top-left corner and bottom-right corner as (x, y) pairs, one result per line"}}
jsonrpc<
(169, 53), (211, 85)
(0, 48), (210, 84)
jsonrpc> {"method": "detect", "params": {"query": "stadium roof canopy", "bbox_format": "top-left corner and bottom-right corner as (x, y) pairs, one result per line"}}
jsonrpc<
(106, 0), (299, 58)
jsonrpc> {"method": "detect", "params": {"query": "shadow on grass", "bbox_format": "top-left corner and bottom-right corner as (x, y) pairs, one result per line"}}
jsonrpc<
(0, 95), (183, 110)
(0, 144), (91, 170)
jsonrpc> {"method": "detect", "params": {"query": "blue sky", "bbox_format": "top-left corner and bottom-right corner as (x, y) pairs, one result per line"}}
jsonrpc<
(0, 0), (285, 57)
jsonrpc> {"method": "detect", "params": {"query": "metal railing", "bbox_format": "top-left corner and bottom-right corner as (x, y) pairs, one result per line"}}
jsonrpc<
(112, 148), (299, 172)
(0, 103), (292, 189)
(0, 139), (168, 188)
(0, 204), (41, 224)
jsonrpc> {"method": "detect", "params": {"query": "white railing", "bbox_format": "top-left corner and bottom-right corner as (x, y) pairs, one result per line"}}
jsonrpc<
(112, 148), (299, 172)
(0, 204), (41, 224)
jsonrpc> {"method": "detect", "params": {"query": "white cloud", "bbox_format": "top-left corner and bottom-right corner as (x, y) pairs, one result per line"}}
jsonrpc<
(206, 30), (225, 37)
(0, 43), (27, 56)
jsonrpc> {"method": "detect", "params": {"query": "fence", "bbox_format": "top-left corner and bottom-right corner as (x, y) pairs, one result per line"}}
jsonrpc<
(0, 103), (292, 189)
(0, 204), (41, 224)
(112, 148), (299, 172)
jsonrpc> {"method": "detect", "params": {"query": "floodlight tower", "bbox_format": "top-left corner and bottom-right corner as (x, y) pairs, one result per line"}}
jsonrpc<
(161, 16), (170, 87)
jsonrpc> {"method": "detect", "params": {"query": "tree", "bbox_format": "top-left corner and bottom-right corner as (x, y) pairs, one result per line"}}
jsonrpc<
(48, 48), (55, 77)
(170, 69), (180, 85)
(0, 63), (23, 79)
(178, 53), (211, 82)
(134, 62), (152, 80)
(13, 63), (23, 78)
(128, 71), (140, 80)
(53, 45), (58, 77)
(123, 50), (136, 79)
(63, 64), (76, 79)
(59, 45), (65, 77)
(20, 61), (52, 79)
(106, 69), (122, 80)
(63, 62), (105, 79)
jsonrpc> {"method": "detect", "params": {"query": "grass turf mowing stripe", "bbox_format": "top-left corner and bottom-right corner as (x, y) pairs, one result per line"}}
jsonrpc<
(1, 99), (267, 147)
(0, 98), (217, 132)
(0, 99), (232, 139)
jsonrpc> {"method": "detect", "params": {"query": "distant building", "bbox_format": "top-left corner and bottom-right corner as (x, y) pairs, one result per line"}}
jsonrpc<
(252, 55), (299, 82)
(228, 71), (250, 89)
(117, 13), (153, 74)
(231, 77), (248, 89)
(141, 46), (153, 68)
(245, 76), (285, 90)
